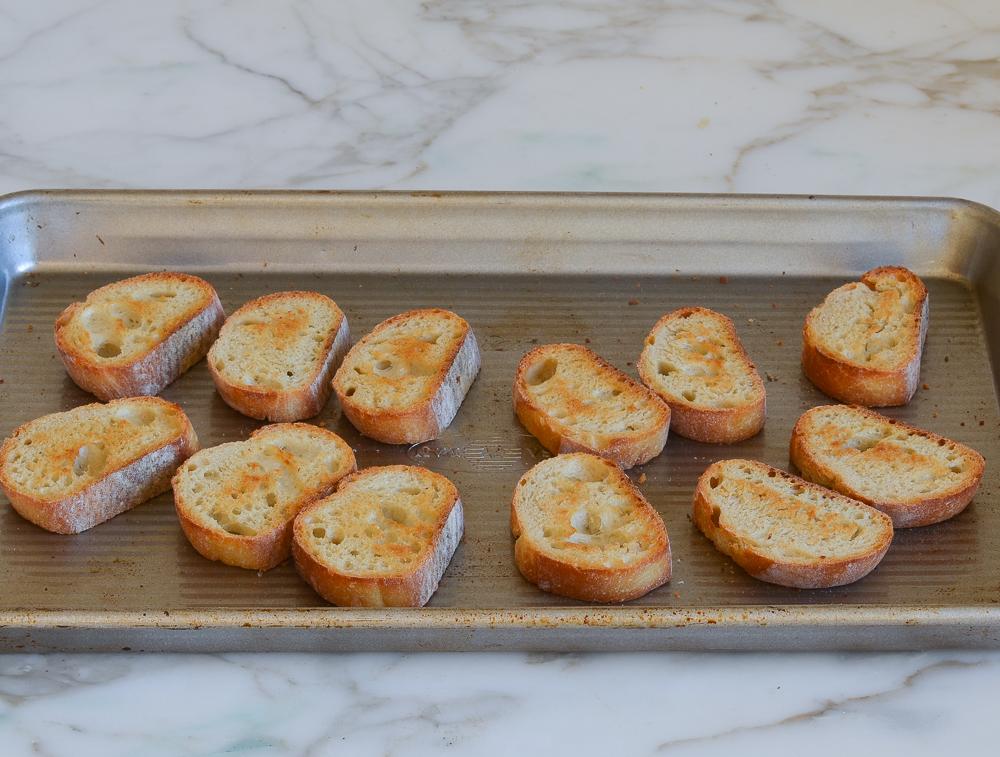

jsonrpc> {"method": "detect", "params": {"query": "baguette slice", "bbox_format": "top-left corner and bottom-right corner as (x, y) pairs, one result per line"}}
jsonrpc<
(55, 272), (225, 400)
(638, 307), (766, 443)
(802, 266), (928, 406)
(172, 423), (356, 571)
(790, 405), (985, 528)
(514, 344), (670, 469)
(0, 397), (198, 534)
(693, 459), (893, 588)
(332, 309), (481, 444)
(293, 465), (463, 607)
(511, 453), (671, 602)
(209, 292), (350, 422)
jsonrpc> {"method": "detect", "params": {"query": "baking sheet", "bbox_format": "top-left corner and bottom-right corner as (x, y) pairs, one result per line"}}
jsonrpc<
(0, 190), (998, 651)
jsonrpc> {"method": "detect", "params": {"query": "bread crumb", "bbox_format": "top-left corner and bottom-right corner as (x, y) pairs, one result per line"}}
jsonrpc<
(26, 324), (32, 332)
(584, 337), (591, 343)
(719, 276), (728, 285)
(775, 340), (783, 347)
(961, 421), (966, 426)
(771, 303), (777, 309)
(922, 383), (930, 390)
(628, 298), (640, 306)
(944, 356), (949, 362)
(765, 372), (778, 382)
(980, 420), (986, 426)
(638, 472), (647, 484)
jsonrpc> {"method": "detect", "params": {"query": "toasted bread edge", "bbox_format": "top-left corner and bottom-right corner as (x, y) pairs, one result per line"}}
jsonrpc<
(789, 406), (984, 528)
(692, 460), (893, 589)
(513, 344), (670, 469)
(638, 308), (766, 444)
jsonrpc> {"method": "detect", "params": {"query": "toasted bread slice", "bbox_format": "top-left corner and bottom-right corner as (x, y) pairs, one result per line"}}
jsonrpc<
(293, 465), (463, 607)
(638, 307), (766, 443)
(693, 459), (893, 588)
(331, 309), (480, 444)
(209, 292), (350, 422)
(172, 424), (356, 571)
(790, 405), (984, 528)
(514, 344), (670, 469)
(802, 266), (928, 406)
(511, 453), (671, 602)
(0, 397), (198, 534)
(55, 272), (225, 400)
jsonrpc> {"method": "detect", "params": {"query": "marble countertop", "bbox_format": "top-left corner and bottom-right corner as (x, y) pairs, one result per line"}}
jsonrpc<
(2, 1), (1000, 754)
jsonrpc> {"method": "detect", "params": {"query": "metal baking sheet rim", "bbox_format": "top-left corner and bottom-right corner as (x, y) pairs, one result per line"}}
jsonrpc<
(3, 607), (1000, 652)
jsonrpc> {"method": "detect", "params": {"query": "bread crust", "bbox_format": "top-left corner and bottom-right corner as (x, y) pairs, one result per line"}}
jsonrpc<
(511, 455), (671, 602)
(514, 344), (670, 469)
(0, 397), (199, 534)
(692, 460), (893, 589)
(638, 307), (766, 444)
(292, 466), (464, 607)
(54, 272), (225, 400)
(332, 309), (481, 444)
(789, 405), (985, 528)
(209, 292), (350, 422)
(802, 266), (929, 407)
(172, 424), (356, 571)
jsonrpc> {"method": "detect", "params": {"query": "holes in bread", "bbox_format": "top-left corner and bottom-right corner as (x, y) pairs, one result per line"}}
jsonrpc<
(646, 335), (656, 346)
(239, 319), (265, 328)
(709, 476), (722, 489)
(570, 507), (601, 535)
(72, 443), (107, 477)
(949, 464), (963, 474)
(312, 527), (326, 538)
(710, 505), (721, 527)
(525, 359), (557, 386)
(375, 359), (393, 372)
(265, 492), (278, 508)
(682, 389), (696, 402)
(657, 362), (676, 377)
(422, 333), (442, 344)
(381, 503), (414, 526)
(344, 386), (357, 397)
(214, 360), (226, 372)
(564, 457), (608, 483)
(115, 405), (156, 426)
(148, 291), (176, 300)
(400, 487), (421, 496)
(96, 342), (122, 358)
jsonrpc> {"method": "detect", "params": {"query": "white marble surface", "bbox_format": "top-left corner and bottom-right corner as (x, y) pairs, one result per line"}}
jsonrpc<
(2, 1), (1000, 755)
